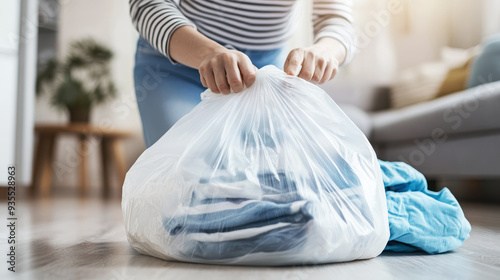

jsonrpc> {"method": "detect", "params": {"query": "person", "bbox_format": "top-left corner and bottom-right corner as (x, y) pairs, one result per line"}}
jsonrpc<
(126, 1), (472, 257)
(129, 0), (356, 148)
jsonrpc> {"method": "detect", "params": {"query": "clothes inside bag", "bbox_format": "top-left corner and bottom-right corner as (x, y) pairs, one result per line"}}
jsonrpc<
(122, 65), (390, 265)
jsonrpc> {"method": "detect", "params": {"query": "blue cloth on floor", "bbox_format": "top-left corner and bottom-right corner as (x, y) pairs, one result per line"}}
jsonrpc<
(380, 160), (471, 254)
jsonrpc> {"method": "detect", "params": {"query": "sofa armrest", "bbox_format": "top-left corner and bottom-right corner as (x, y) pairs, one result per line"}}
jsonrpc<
(370, 80), (500, 143)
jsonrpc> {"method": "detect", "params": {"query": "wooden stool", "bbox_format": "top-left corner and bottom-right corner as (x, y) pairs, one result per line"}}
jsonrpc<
(31, 123), (133, 197)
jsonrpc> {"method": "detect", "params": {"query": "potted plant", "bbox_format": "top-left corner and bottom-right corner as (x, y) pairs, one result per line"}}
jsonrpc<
(36, 38), (116, 123)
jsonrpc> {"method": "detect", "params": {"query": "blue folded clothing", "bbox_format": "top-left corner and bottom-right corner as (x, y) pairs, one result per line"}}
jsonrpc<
(164, 200), (313, 235)
(163, 170), (315, 259)
(185, 224), (309, 260)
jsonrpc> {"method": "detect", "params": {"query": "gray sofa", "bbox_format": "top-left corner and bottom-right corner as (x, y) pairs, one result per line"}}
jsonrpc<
(339, 80), (500, 179)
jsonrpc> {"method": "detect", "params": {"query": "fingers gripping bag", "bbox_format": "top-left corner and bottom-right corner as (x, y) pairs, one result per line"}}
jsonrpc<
(122, 65), (390, 265)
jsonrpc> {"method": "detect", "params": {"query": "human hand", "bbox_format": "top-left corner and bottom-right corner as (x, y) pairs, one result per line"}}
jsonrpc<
(198, 49), (257, 94)
(284, 37), (346, 84)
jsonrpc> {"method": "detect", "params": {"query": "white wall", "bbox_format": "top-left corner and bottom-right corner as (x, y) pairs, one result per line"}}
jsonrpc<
(481, 0), (500, 39)
(35, 0), (143, 191)
(15, 0), (38, 187)
(0, 0), (37, 187)
(0, 1), (21, 185)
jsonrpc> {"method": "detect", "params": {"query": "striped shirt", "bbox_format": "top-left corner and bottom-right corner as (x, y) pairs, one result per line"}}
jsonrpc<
(129, 0), (356, 65)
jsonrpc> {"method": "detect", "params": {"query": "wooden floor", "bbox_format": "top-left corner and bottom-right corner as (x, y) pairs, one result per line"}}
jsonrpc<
(1, 195), (499, 280)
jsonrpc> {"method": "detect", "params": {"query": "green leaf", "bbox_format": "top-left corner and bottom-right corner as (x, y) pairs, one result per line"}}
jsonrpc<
(38, 37), (116, 109)
(51, 78), (92, 109)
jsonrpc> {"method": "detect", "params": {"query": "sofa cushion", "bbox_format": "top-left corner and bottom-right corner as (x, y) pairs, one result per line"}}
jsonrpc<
(436, 56), (475, 98)
(370, 80), (500, 143)
(390, 47), (480, 109)
(389, 62), (449, 109)
(468, 34), (500, 88)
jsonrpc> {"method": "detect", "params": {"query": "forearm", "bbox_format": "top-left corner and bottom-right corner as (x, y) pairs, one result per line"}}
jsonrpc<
(312, 0), (356, 66)
(169, 26), (226, 69)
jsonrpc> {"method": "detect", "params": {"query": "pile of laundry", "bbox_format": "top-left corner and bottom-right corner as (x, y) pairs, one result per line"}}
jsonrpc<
(122, 65), (470, 266)
(161, 159), (471, 262)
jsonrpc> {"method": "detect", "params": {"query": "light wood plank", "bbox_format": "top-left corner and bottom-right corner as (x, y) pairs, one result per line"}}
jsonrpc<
(109, 138), (127, 197)
(30, 134), (46, 195)
(39, 134), (56, 197)
(100, 138), (112, 198)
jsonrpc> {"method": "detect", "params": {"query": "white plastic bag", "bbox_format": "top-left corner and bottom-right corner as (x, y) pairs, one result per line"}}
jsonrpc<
(122, 65), (389, 265)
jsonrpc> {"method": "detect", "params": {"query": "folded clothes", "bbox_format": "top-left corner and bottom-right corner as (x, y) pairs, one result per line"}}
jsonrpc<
(185, 223), (310, 260)
(165, 200), (313, 235)
(163, 170), (315, 259)
(163, 163), (369, 261)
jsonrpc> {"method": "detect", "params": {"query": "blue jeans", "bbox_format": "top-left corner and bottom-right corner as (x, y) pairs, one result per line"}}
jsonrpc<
(133, 37), (288, 147)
